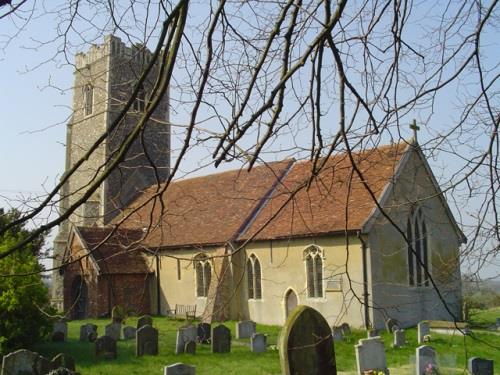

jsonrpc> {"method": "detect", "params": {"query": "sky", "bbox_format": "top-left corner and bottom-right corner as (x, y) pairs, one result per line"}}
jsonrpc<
(0, 1), (498, 279)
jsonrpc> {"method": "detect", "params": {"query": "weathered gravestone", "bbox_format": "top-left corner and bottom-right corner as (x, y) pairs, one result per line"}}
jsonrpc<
(355, 337), (388, 375)
(340, 322), (351, 336)
(468, 357), (494, 375)
(137, 315), (153, 330)
(176, 325), (198, 354)
(417, 321), (430, 344)
(105, 322), (121, 341)
(495, 318), (500, 328)
(392, 329), (406, 348)
(279, 305), (336, 375)
(52, 321), (68, 342)
(251, 333), (267, 353)
(47, 368), (77, 375)
(211, 324), (231, 353)
(79, 324), (98, 342)
(235, 320), (256, 339)
(416, 345), (437, 375)
(184, 341), (196, 355)
(1, 349), (51, 375)
(95, 335), (117, 359)
(50, 353), (76, 372)
(367, 329), (379, 338)
(111, 305), (126, 324)
(136, 324), (158, 356)
(197, 323), (211, 344)
(123, 326), (137, 340)
(331, 327), (343, 342)
(164, 363), (196, 375)
(385, 318), (399, 333)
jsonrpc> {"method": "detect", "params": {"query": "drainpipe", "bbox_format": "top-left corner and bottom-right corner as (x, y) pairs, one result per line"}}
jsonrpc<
(357, 231), (371, 329)
(156, 254), (161, 315)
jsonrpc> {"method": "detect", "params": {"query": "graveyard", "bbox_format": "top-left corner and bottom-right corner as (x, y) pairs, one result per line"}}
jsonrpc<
(14, 307), (497, 375)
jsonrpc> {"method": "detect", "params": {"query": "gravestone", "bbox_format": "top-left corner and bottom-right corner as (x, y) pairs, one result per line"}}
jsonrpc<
(385, 318), (399, 333)
(79, 323), (98, 342)
(184, 341), (196, 355)
(211, 324), (231, 353)
(105, 322), (121, 341)
(235, 320), (256, 339)
(1, 349), (51, 375)
(136, 324), (158, 356)
(50, 353), (76, 371)
(52, 321), (68, 342)
(468, 357), (494, 375)
(47, 368), (77, 375)
(123, 326), (137, 340)
(416, 345), (437, 375)
(495, 318), (500, 328)
(417, 321), (430, 344)
(355, 337), (388, 374)
(367, 329), (379, 338)
(95, 335), (117, 359)
(176, 325), (198, 354)
(111, 305), (125, 323)
(137, 315), (153, 329)
(392, 329), (406, 348)
(164, 363), (196, 375)
(331, 327), (343, 342)
(250, 333), (267, 353)
(51, 331), (65, 342)
(279, 305), (336, 375)
(88, 331), (98, 343)
(197, 323), (211, 344)
(340, 322), (351, 336)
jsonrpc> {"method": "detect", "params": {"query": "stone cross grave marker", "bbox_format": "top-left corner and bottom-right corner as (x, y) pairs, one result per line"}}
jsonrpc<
(1, 349), (51, 375)
(136, 324), (159, 356)
(211, 324), (231, 353)
(105, 322), (121, 341)
(197, 323), (211, 344)
(95, 335), (117, 359)
(137, 315), (153, 330)
(52, 321), (68, 342)
(417, 321), (430, 344)
(184, 340), (196, 355)
(355, 337), (388, 375)
(331, 326), (343, 342)
(392, 329), (406, 348)
(416, 345), (437, 375)
(123, 326), (137, 340)
(235, 320), (256, 339)
(468, 357), (494, 375)
(79, 323), (98, 342)
(251, 333), (267, 353)
(279, 305), (336, 375)
(385, 318), (399, 333)
(340, 322), (351, 336)
(176, 325), (198, 354)
(164, 363), (196, 375)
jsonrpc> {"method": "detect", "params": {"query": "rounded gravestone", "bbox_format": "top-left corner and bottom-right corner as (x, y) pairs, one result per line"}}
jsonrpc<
(279, 305), (336, 375)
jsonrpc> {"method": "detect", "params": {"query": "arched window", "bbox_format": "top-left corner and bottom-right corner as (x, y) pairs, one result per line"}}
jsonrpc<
(133, 84), (146, 112)
(194, 254), (211, 297)
(407, 208), (430, 287)
(83, 84), (93, 116)
(304, 246), (323, 298)
(247, 254), (262, 300)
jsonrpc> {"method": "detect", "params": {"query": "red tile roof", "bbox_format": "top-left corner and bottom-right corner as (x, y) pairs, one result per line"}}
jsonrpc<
(76, 227), (151, 274)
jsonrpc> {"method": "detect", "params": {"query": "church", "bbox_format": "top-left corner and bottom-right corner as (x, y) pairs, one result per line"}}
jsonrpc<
(53, 36), (465, 330)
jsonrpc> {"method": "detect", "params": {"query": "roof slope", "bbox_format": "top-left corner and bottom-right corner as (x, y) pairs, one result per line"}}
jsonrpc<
(76, 227), (151, 274)
(120, 160), (294, 248)
(239, 142), (409, 241)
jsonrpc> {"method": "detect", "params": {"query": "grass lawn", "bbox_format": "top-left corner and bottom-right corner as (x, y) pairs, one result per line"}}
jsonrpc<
(32, 311), (500, 375)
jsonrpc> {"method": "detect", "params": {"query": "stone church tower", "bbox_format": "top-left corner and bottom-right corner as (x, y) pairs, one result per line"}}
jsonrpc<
(51, 35), (170, 310)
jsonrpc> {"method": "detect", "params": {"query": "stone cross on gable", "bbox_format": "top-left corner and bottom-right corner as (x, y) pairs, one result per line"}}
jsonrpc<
(410, 119), (420, 144)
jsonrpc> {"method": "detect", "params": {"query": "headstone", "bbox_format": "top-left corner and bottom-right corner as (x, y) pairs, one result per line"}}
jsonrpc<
(136, 324), (158, 356)
(123, 326), (137, 340)
(367, 329), (379, 338)
(184, 340), (196, 355)
(52, 331), (65, 342)
(47, 368), (77, 375)
(105, 322), (121, 341)
(88, 331), (98, 343)
(355, 337), (388, 374)
(468, 357), (494, 375)
(331, 326), (343, 342)
(340, 322), (351, 336)
(251, 333), (267, 353)
(385, 318), (399, 333)
(417, 321), (430, 344)
(495, 318), (500, 328)
(52, 321), (68, 342)
(111, 305), (126, 323)
(79, 324), (98, 342)
(235, 320), (256, 339)
(176, 325), (198, 354)
(392, 329), (406, 348)
(164, 363), (196, 375)
(211, 324), (231, 353)
(1, 349), (51, 375)
(50, 353), (76, 371)
(416, 345), (437, 375)
(197, 322), (211, 344)
(95, 335), (117, 359)
(279, 305), (336, 375)
(137, 315), (153, 329)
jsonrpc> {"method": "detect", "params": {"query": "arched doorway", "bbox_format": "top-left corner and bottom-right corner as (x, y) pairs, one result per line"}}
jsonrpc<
(71, 276), (88, 319)
(284, 288), (298, 319)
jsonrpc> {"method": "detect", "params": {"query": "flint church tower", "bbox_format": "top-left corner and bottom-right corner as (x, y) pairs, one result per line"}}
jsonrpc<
(51, 35), (170, 310)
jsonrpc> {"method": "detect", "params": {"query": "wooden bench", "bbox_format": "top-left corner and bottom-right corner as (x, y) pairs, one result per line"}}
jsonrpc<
(167, 304), (197, 321)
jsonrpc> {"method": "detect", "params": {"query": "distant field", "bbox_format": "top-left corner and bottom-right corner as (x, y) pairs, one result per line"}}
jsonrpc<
(33, 309), (500, 375)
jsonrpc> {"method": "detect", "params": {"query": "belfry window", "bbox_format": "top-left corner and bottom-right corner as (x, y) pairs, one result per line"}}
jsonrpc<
(247, 254), (262, 300)
(83, 84), (93, 116)
(194, 254), (211, 297)
(407, 208), (430, 287)
(304, 245), (323, 298)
